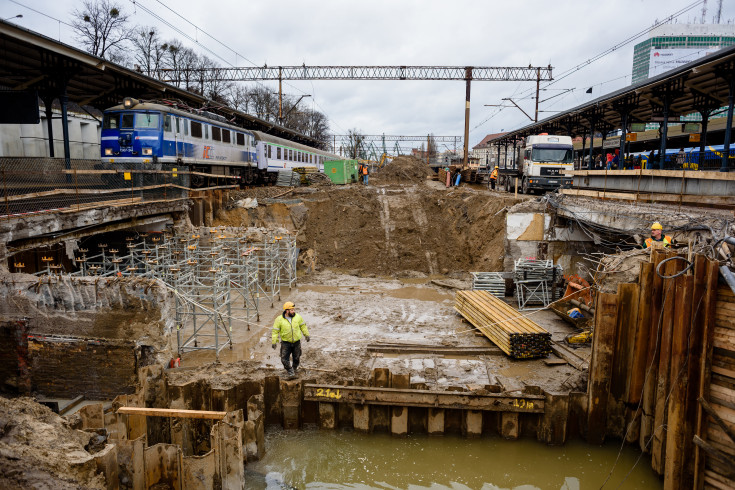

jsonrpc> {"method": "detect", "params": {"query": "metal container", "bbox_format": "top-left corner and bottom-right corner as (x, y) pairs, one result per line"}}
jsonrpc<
(324, 159), (359, 184)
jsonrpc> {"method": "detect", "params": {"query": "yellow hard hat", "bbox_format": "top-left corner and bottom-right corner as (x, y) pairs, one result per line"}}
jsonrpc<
(651, 222), (663, 230)
(283, 301), (295, 310)
(494, 165), (499, 168)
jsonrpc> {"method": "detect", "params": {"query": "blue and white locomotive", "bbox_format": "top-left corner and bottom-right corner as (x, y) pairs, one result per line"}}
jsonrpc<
(100, 97), (338, 186)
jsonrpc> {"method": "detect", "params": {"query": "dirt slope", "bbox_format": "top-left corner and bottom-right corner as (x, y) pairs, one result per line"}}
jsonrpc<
(216, 182), (523, 275)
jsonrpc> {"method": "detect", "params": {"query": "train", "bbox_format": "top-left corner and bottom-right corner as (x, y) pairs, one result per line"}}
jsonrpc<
(99, 97), (339, 186)
(589, 144), (735, 170)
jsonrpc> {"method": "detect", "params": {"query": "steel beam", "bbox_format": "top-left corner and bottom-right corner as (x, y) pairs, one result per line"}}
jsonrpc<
(161, 66), (553, 82)
(303, 384), (545, 413)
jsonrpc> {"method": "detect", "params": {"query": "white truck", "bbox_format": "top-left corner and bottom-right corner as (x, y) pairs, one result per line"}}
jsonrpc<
(497, 134), (574, 194)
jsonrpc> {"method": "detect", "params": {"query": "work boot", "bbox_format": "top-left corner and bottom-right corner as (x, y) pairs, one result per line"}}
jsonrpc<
(287, 369), (295, 379)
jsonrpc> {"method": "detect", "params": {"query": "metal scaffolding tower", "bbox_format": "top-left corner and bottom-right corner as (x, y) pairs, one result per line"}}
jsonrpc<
(44, 225), (299, 360)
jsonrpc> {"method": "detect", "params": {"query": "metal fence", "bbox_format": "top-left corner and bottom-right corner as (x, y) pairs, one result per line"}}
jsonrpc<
(0, 158), (196, 218)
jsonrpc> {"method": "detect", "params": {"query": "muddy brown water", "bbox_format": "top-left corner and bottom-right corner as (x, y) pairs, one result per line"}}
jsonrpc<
(245, 429), (662, 489)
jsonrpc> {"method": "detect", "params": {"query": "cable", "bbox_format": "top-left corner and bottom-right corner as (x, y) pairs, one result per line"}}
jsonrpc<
(656, 256), (694, 278)
(128, 0), (345, 134)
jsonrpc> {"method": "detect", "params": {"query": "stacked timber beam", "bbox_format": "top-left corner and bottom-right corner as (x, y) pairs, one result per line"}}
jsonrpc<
(454, 290), (551, 359)
(586, 250), (732, 490)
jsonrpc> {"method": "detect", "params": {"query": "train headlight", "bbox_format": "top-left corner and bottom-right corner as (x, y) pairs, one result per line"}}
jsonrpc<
(123, 97), (139, 108)
(104, 148), (113, 155)
(142, 147), (153, 156)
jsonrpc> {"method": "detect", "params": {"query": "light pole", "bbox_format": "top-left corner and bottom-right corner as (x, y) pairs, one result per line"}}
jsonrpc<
(3, 15), (23, 21)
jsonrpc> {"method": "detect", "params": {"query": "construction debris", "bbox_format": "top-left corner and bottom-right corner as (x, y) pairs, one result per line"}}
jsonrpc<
(454, 290), (552, 359)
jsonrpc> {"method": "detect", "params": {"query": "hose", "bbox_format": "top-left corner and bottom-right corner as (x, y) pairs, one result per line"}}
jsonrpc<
(655, 255), (694, 279)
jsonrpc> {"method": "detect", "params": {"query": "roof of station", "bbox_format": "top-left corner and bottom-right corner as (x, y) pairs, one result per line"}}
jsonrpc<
(488, 44), (735, 146)
(0, 20), (320, 146)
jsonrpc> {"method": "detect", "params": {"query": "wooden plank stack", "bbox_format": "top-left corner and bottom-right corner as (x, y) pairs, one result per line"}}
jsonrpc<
(454, 290), (551, 359)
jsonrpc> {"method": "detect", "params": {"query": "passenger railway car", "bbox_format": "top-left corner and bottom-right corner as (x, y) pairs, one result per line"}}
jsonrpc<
(100, 97), (338, 186)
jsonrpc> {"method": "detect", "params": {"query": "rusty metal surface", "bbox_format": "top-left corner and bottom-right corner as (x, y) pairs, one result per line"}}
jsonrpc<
(303, 384), (545, 413)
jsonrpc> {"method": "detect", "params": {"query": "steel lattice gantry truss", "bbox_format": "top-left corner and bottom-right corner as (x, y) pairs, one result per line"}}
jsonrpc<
(160, 65), (553, 165)
(161, 66), (551, 82)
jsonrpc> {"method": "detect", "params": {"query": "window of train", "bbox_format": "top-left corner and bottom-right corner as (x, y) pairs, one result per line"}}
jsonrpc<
(277, 147), (281, 159)
(183, 119), (188, 136)
(205, 125), (209, 139)
(268, 145), (272, 158)
(163, 115), (172, 132)
(191, 121), (202, 138)
(212, 127), (221, 141)
(175, 117), (180, 133)
(236, 133), (245, 146)
(289, 149), (293, 160)
(222, 129), (231, 143)
(102, 114), (119, 129)
(121, 113), (134, 129)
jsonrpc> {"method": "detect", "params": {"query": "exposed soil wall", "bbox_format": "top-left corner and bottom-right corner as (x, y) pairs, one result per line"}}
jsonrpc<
(216, 182), (523, 275)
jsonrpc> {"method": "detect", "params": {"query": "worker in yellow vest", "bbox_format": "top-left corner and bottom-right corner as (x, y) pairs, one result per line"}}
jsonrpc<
(644, 222), (672, 249)
(489, 166), (499, 190)
(272, 301), (310, 378)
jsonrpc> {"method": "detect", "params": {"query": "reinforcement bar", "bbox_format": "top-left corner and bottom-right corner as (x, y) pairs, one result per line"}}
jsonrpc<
(303, 384), (545, 412)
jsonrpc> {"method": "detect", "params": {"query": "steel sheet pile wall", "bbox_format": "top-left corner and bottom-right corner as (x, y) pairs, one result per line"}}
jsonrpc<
(586, 250), (732, 490)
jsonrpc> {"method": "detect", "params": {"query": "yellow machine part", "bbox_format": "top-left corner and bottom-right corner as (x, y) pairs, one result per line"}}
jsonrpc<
(567, 330), (592, 344)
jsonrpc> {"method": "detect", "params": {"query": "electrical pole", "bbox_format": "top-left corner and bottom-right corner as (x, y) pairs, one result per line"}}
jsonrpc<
(463, 67), (472, 167)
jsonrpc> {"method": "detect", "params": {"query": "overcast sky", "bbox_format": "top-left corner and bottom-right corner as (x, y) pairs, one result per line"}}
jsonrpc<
(5, 0), (735, 148)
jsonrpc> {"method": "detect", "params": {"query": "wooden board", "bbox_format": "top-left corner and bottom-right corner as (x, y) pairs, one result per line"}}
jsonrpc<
(116, 407), (227, 420)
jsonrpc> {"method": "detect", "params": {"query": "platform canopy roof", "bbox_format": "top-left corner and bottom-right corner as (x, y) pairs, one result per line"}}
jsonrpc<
(488, 44), (735, 146)
(0, 20), (321, 146)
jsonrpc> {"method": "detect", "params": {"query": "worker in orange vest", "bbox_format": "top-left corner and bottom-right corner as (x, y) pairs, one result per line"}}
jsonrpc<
(489, 166), (499, 190)
(644, 222), (672, 248)
(362, 163), (369, 185)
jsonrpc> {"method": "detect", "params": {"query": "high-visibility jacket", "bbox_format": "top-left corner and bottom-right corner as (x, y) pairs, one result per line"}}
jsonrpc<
(272, 313), (309, 344)
(362, 166), (368, 175)
(644, 235), (672, 249)
(490, 169), (498, 180)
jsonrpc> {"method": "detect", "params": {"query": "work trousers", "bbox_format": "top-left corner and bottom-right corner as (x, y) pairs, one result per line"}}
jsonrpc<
(490, 178), (496, 190)
(280, 340), (302, 372)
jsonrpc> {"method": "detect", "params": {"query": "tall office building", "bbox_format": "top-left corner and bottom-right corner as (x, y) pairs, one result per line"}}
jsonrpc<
(632, 23), (735, 84)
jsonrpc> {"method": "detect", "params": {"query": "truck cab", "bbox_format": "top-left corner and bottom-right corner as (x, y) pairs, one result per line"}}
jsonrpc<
(521, 134), (573, 193)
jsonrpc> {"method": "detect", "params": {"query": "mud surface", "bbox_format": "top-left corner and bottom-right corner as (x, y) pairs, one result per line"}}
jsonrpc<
(172, 271), (588, 393)
(0, 396), (105, 489)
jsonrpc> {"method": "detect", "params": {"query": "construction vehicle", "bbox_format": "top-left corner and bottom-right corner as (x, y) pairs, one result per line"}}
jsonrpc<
(497, 134), (574, 194)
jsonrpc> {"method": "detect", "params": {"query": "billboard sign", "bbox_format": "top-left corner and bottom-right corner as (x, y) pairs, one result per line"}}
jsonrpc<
(649, 48), (719, 78)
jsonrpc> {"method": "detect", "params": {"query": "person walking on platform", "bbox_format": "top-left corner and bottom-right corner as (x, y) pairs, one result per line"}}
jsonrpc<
(272, 301), (310, 378)
(489, 165), (498, 190)
(648, 149), (656, 169)
(676, 148), (686, 169)
(644, 222), (672, 249)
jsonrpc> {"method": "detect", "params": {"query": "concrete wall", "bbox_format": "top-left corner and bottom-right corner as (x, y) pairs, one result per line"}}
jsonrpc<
(504, 205), (595, 277)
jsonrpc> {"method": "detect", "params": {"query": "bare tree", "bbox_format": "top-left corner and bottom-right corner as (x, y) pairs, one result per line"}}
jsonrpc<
(227, 84), (252, 112)
(161, 39), (184, 87)
(346, 129), (366, 159)
(70, 0), (131, 60)
(131, 27), (161, 76)
(247, 86), (278, 122)
(427, 133), (438, 159)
